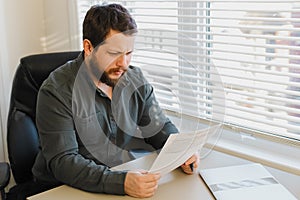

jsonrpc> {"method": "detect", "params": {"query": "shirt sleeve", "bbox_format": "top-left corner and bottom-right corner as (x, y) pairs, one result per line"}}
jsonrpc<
(36, 83), (127, 195)
(140, 84), (179, 149)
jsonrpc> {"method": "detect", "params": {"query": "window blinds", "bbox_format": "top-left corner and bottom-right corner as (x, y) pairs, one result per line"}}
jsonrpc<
(77, 0), (300, 141)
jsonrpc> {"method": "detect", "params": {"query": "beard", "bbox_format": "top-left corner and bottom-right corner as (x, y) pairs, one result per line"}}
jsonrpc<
(100, 70), (119, 87)
(88, 54), (126, 88)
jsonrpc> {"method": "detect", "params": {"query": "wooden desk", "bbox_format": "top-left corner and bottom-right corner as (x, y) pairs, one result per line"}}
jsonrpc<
(28, 150), (299, 200)
(28, 153), (213, 200)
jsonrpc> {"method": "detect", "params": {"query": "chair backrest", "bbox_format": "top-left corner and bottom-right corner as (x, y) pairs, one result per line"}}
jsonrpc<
(7, 51), (80, 184)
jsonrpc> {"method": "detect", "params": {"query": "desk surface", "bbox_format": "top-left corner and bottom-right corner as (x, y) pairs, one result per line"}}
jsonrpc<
(28, 150), (299, 200)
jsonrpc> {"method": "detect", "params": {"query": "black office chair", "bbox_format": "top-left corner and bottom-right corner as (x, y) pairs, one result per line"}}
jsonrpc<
(0, 51), (80, 200)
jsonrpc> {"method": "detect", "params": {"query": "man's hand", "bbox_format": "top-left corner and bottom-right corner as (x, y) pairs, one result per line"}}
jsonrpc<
(180, 153), (200, 175)
(124, 171), (161, 198)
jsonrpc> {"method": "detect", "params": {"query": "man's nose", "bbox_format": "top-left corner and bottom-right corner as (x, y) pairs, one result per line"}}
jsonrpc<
(116, 54), (128, 68)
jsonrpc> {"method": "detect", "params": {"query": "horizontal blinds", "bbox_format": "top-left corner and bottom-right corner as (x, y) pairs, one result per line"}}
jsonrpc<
(78, 0), (300, 140)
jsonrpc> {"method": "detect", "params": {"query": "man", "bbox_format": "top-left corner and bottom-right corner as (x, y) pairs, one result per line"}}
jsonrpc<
(32, 3), (199, 198)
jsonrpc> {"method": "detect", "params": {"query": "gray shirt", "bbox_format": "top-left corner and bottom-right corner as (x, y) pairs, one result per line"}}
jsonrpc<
(32, 52), (178, 195)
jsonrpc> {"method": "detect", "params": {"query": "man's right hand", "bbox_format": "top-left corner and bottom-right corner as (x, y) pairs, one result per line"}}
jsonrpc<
(124, 171), (161, 198)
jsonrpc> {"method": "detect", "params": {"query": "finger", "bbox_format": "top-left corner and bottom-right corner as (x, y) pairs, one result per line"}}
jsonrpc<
(138, 169), (149, 174)
(142, 180), (159, 189)
(143, 184), (158, 197)
(181, 163), (198, 175)
(193, 160), (199, 168)
(184, 155), (197, 165)
(188, 158), (200, 169)
(181, 163), (192, 170)
(135, 186), (157, 198)
(127, 186), (157, 198)
(143, 172), (161, 183)
(186, 153), (201, 166)
(181, 165), (194, 175)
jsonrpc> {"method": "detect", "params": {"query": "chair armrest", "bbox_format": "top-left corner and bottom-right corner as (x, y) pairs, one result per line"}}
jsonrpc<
(0, 162), (10, 190)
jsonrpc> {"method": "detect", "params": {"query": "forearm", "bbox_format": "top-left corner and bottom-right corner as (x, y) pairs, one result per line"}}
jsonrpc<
(49, 152), (127, 194)
(145, 120), (178, 149)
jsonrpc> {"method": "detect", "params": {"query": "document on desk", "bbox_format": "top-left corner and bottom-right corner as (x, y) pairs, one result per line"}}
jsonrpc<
(199, 163), (297, 200)
(148, 124), (221, 176)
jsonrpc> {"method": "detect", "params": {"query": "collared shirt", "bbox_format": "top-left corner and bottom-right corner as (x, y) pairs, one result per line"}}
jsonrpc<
(32, 51), (178, 195)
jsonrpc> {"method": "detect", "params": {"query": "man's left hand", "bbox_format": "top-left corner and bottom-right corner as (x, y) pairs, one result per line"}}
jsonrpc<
(180, 153), (200, 175)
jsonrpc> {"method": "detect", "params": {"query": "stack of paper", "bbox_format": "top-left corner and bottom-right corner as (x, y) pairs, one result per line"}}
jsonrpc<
(199, 163), (297, 200)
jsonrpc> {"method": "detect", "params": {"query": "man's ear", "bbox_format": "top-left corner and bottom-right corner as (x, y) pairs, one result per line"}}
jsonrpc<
(83, 39), (94, 57)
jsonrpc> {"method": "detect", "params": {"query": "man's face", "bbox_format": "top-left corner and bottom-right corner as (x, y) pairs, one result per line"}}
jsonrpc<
(89, 30), (135, 87)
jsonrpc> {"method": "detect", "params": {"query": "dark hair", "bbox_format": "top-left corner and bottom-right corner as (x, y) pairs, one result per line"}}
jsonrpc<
(82, 3), (137, 47)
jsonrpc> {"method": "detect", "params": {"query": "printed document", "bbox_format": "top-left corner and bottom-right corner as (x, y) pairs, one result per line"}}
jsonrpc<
(148, 124), (221, 175)
(199, 163), (297, 200)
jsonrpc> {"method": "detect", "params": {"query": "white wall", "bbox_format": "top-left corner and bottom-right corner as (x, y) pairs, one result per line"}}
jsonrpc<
(0, 0), (79, 163)
(43, 0), (80, 51)
(0, 0), (46, 162)
(0, 0), (44, 187)
(0, 0), (9, 162)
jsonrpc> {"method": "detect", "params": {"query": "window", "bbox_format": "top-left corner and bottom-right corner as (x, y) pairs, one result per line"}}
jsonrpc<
(77, 0), (300, 142)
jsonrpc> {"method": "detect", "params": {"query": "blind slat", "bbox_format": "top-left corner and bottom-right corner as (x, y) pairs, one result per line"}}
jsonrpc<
(137, 20), (300, 32)
(135, 59), (300, 80)
(135, 40), (300, 54)
(145, 71), (300, 98)
(134, 14), (300, 24)
(137, 32), (300, 44)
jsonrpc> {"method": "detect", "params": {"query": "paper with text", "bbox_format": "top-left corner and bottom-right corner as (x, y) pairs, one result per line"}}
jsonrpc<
(199, 163), (297, 200)
(148, 124), (221, 176)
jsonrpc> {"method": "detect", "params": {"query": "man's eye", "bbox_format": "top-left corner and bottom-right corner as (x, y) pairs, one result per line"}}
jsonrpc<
(108, 52), (119, 56)
(126, 51), (133, 55)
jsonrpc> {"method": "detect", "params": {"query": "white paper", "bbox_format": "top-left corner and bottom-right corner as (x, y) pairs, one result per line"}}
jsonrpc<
(200, 163), (297, 200)
(148, 124), (221, 175)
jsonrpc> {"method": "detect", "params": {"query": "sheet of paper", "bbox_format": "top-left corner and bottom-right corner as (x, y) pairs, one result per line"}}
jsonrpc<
(200, 163), (297, 200)
(148, 124), (221, 175)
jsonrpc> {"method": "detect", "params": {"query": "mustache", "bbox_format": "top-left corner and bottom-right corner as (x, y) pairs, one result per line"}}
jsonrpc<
(107, 68), (128, 74)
